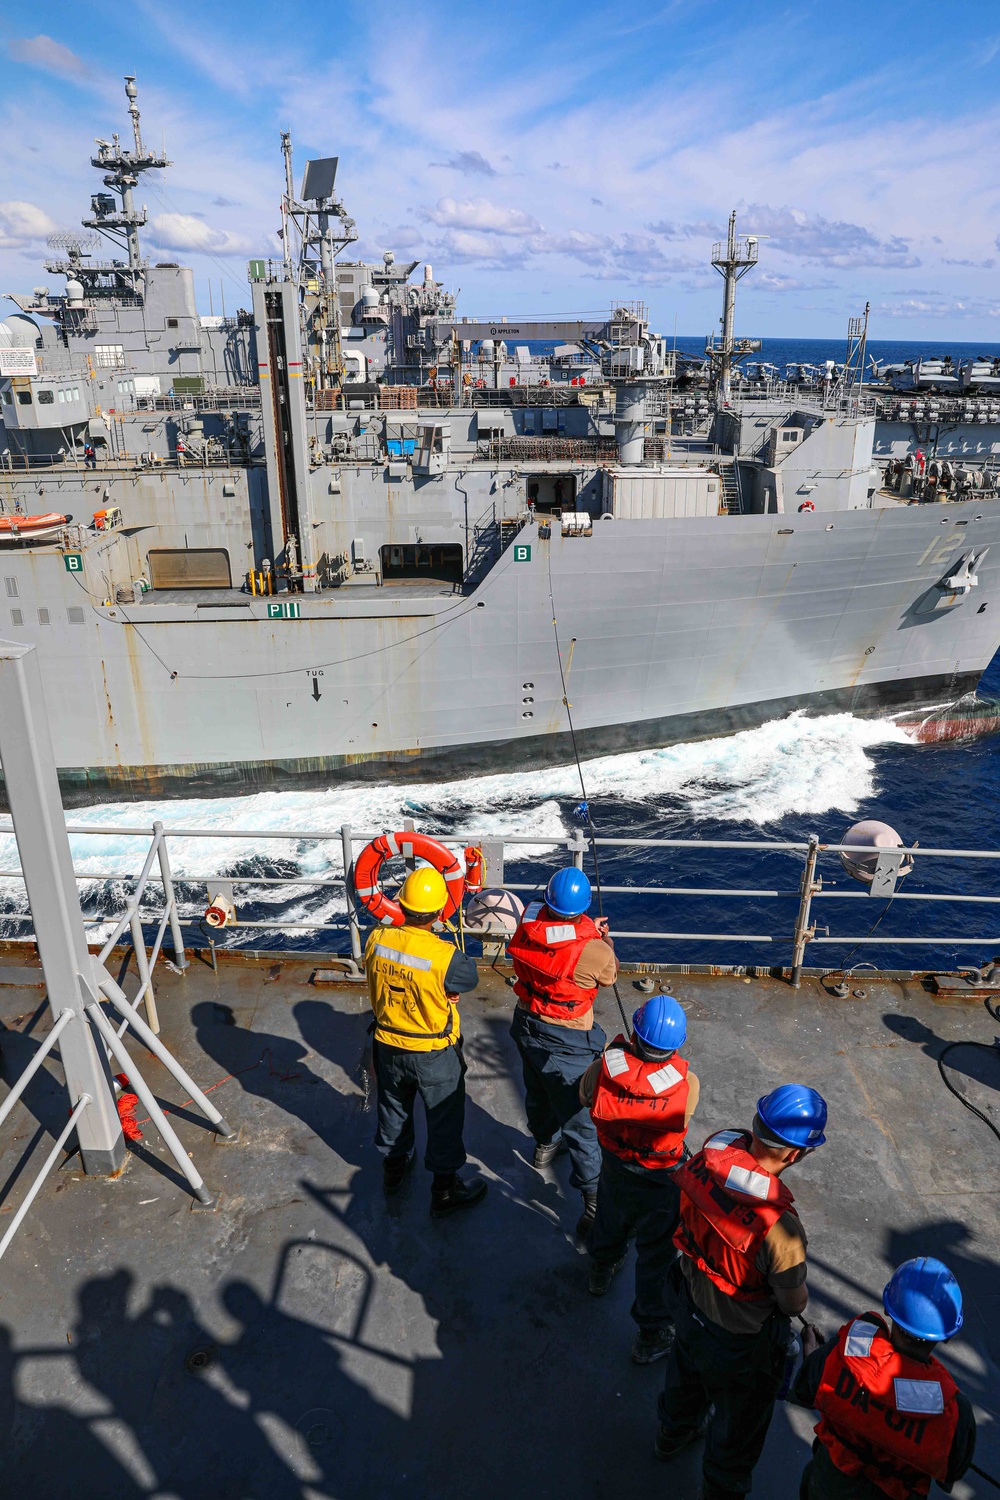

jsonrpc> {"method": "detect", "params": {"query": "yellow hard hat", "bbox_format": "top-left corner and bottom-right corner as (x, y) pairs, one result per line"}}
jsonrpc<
(399, 866), (448, 914)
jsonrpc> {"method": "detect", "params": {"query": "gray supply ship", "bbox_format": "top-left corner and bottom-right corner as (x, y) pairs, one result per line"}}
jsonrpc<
(4, 79), (1000, 802)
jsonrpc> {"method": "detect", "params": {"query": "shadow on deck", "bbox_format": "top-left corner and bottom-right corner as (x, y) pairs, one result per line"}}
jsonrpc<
(0, 957), (996, 1499)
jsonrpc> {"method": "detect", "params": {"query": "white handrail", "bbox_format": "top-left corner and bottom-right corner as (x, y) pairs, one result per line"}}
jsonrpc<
(86, 1004), (214, 1206)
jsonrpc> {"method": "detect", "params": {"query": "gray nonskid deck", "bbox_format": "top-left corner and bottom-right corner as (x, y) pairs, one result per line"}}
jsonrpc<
(0, 957), (996, 1499)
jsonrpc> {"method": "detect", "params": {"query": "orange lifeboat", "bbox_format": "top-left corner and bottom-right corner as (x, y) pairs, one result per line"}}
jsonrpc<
(0, 512), (70, 542)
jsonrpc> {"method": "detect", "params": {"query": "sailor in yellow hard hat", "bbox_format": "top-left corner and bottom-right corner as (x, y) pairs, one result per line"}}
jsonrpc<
(365, 866), (487, 1217)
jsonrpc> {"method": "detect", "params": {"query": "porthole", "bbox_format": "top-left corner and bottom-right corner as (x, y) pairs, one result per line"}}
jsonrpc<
(522, 681), (534, 689)
(522, 696), (534, 704)
(521, 711), (534, 719)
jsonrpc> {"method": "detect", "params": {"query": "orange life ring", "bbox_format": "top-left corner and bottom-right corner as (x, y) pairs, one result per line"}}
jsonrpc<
(798, 500), (815, 512)
(352, 832), (465, 926)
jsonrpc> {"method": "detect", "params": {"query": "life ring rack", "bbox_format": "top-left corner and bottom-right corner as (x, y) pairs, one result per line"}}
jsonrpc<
(351, 831), (466, 926)
(798, 500), (815, 513)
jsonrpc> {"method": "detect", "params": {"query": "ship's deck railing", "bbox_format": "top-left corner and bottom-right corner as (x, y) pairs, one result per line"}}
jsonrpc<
(1, 821), (999, 987)
(477, 435), (617, 463)
(135, 389), (261, 412)
(0, 819), (184, 1033)
(729, 385), (878, 418)
(0, 450), (256, 477)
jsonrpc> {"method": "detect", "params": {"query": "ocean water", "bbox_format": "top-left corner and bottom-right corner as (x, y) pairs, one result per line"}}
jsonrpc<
(525, 334), (1000, 373)
(2, 333), (999, 972)
(669, 335), (1000, 371)
(2, 662), (997, 973)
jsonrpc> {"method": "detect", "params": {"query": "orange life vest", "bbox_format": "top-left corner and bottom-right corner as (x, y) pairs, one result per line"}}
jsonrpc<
(508, 906), (603, 1022)
(672, 1130), (796, 1301)
(590, 1036), (690, 1169)
(814, 1314), (959, 1500)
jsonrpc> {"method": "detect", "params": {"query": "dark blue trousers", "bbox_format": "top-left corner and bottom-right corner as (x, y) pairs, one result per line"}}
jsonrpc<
(588, 1147), (680, 1329)
(658, 1284), (789, 1496)
(509, 1007), (605, 1192)
(372, 1039), (467, 1175)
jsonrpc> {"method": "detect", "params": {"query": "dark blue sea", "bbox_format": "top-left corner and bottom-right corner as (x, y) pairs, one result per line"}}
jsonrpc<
(670, 335), (1000, 370)
(1, 336), (997, 974)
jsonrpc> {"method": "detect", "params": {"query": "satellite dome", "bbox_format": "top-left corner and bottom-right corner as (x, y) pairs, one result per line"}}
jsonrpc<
(65, 279), (85, 308)
(464, 887), (524, 938)
(0, 313), (40, 349)
(839, 820), (914, 885)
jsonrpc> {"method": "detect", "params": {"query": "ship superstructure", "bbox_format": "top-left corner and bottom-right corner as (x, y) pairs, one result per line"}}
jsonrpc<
(3, 80), (1000, 800)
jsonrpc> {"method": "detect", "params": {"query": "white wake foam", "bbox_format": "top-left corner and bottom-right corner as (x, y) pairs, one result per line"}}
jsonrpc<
(0, 711), (911, 940)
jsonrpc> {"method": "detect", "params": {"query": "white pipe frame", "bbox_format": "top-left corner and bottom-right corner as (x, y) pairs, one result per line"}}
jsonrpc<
(86, 1002), (214, 1206)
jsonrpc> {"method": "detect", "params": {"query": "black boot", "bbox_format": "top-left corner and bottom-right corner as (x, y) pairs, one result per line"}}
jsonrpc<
(430, 1172), (488, 1218)
(588, 1254), (626, 1295)
(654, 1405), (714, 1461)
(383, 1150), (416, 1196)
(631, 1324), (675, 1365)
(575, 1190), (598, 1240)
(532, 1136), (567, 1169)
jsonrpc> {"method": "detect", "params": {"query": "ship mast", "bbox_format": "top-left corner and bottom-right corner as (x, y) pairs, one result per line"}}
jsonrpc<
(842, 302), (870, 398)
(79, 76), (170, 295)
(276, 133), (358, 389)
(707, 210), (762, 403)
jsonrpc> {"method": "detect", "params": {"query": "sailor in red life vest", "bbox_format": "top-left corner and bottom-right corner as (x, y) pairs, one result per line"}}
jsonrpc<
(508, 867), (619, 1239)
(578, 993), (699, 1365)
(655, 1083), (828, 1500)
(790, 1258), (976, 1499)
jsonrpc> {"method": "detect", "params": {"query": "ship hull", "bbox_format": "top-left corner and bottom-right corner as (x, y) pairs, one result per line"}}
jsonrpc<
(42, 668), (981, 805)
(3, 501), (999, 805)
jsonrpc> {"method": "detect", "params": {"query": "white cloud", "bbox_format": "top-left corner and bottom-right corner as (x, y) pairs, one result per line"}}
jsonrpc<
(7, 35), (88, 81)
(429, 150), (497, 177)
(0, 200), (57, 248)
(875, 296), (1000, 320)
(432, 229), (530, 268)
(426, 197), (541, 236)
(148, 212), (258, 257)
(740, 203), (919, 269)
(3, 7), (1000, 338)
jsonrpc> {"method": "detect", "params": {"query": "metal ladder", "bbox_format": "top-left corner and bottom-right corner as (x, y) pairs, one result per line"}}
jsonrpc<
(716, 460), (742, 515)
(466, 510), (528, 584)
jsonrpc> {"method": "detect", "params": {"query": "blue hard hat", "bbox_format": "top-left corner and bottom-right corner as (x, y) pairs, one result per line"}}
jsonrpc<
(545, 867), (593, 918)
(755, 1083), (828, 1149)
(633, 993), (687, 1052)
(883, 1257), (963, 1342)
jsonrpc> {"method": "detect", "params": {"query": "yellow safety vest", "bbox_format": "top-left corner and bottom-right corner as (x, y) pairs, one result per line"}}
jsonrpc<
(365, 924), (460, 1053)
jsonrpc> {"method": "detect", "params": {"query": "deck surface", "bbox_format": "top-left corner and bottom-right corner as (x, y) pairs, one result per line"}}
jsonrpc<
(0, 953), (996, 1499)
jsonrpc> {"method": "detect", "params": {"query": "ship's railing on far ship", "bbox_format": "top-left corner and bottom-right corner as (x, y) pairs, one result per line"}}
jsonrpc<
(0, 448), (256, 475)
(135, 388), (261, 412)
(2, 821), (1000, 989)
(729, 382), (878, 418)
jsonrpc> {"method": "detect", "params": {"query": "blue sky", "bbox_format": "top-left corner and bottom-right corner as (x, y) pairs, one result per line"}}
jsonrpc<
(2, 0), (999, 339)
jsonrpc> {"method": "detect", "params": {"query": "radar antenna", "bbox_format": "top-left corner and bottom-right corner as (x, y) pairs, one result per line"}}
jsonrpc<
(44, 230), (101, 263)
(277, 131), (359, 390)
(77, 76), (171, 293)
